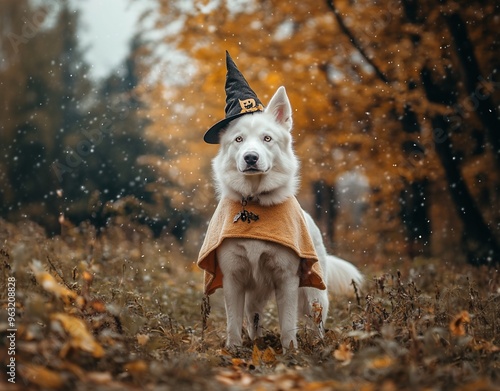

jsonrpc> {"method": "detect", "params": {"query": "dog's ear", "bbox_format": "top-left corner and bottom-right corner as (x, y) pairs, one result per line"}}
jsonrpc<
(266, 86), (293, 131)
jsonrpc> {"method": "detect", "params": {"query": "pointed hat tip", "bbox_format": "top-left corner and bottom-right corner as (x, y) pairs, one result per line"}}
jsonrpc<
(203, 50), (264, 144)
(225, 51), (236, 68)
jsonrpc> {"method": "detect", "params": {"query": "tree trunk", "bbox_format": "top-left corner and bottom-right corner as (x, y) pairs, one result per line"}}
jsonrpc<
(400, 180), (431, 257)
(445, 11), (500, 169)
(432, 116), (500, 265)
(313, 181), (337, 245)
(325, 0), (389, 84)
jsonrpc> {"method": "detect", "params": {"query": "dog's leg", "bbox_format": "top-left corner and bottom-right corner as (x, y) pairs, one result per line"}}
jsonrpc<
(275, 272), (300, 350)
(222, 275), (245, 347)
(217, 240), (250, 348)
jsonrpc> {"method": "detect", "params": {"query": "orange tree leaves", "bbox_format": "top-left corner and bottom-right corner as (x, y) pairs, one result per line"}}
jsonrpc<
(136, 0), (499, 262)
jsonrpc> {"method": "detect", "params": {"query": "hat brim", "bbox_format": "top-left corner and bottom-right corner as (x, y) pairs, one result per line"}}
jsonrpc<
(203, 112), (249, 144)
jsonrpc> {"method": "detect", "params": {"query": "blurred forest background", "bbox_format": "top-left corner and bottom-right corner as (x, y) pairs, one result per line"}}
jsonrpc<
(0, 0), (499, 266)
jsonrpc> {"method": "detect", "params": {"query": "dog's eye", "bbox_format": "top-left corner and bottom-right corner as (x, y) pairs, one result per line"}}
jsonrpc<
(263, 135), (272, 142)
(235, 136), (243, 143)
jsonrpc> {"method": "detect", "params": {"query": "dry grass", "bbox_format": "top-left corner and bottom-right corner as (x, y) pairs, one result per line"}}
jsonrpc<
(0, 218), (499, 390)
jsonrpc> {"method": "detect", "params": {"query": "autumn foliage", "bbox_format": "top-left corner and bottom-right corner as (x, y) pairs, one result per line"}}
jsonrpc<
(137, 0), (500, 265)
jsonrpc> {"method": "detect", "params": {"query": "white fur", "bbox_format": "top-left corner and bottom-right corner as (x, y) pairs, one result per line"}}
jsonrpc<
(212, 86), (363, 349)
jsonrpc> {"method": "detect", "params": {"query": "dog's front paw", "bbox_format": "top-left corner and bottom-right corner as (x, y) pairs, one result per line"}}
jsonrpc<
(225, 334), (243, 348)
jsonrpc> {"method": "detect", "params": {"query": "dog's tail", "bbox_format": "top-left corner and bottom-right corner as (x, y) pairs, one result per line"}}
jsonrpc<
(324, 255), (364, 295)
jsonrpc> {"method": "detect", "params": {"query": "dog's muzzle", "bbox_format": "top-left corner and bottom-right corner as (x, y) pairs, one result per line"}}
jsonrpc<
(244, 152), (259, 166)
(241, 151), (268, 173)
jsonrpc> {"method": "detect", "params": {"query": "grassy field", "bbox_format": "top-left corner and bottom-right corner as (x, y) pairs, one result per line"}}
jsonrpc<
(1, 219), (499, 390)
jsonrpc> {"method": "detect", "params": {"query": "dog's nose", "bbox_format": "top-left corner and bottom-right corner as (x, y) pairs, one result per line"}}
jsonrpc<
(244, 152), (259, 166)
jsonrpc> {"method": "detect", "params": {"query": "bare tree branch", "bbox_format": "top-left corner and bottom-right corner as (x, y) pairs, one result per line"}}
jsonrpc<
(326, 0), (390, 84)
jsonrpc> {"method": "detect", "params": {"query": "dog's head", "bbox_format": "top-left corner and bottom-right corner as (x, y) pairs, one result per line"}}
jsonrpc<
(212, 87), (300, 206)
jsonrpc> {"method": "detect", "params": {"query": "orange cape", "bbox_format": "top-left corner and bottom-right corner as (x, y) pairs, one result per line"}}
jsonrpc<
(197, 197), (326, 295)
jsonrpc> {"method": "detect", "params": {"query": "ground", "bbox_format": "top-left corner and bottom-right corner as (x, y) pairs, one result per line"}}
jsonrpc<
(0, 218), (499, 390)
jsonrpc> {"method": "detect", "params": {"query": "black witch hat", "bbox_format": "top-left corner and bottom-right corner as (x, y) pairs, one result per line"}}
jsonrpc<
(203, 51), (264, 144)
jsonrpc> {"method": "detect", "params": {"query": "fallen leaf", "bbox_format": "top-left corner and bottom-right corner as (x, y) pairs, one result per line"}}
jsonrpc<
(334, 343), (353, 364)
(87, 371), (113, 384)
(124, 360), (148, 375)
(273, 374), (301, 390)
(231, 357), (246, 367)
(89, 299), (106, 313)
(136, 333), (150, 346)
(312, 300), (323, 326)
(450, 310), (470, 337)
(261, 346), (277, 364)
(239, 373), (254, 387)
(472, 339), (500, 353)
(455, 379), (496, 391)
(215, 369), (242, 386)
(82, 270), (93, 283)
(252, 344), (261, 367)
(31, 260), (77, 304)
(219, 348), (232, 356)
(20, 364), (64, 389)
(347, 330), (378, 340)
(368, 355), (393, 369)
(51, 313), (105, 358)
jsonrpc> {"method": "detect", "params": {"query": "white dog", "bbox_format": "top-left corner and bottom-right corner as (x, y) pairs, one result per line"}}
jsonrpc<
(200, 86), (363, 349)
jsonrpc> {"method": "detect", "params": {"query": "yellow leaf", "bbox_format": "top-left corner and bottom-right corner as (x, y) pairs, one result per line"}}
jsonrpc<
(368, 355), (393, 369)
(231, 358), (246, 367)
(124, 360), (148, 374)
(333, 343), (353, 364)
(51, 313), (105, 358)
(82, 270), (93, 283)
(450, 310), (471, 337)
(251, 344), (262, 367)
(472, 339), (500, 353)
(261, 347), (277, 364)
(89, 299), (106, 313)
(20, 364), (64, 389)
(136, 334), (150, 346)
(31, 260), (77, 304)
